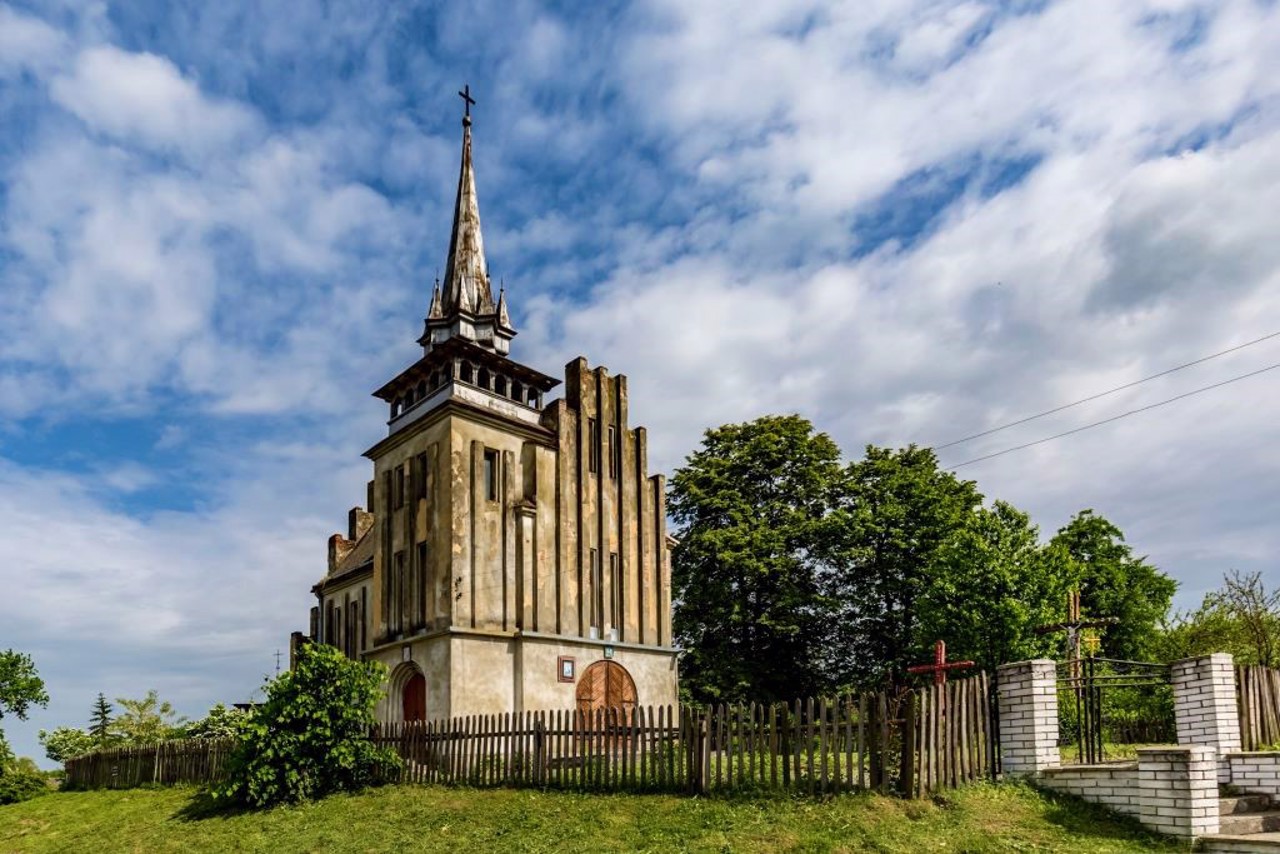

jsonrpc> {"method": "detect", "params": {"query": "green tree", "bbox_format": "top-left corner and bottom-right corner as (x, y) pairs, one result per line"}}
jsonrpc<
(38, 726), (94, 763)
(919, 501), (1071, 675)
(215, 643), (399, 807)
(1049, 510), (1176, 661)
(187, 704), (248, 739)
(1156, 571), (1280, 665)
(113, 690), (187, 744)
(0, 650), (49, 766)
(670, 415), (844, 703)
(830, 445), (983, 686)
(89, 693), (115, 748)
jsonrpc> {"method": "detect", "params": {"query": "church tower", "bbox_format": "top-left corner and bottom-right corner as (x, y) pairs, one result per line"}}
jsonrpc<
(305, 91), (678, 723)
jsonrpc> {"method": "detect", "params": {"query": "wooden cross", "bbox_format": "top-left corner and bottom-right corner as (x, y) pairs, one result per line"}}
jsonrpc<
(274, 649), (282, 676)
(458, 84), (476, 119)
(907, 640), (975, 686)
(1035, 590), (1118, 677)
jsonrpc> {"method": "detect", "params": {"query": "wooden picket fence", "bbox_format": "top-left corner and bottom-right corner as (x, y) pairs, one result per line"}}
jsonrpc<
(908, 671), (995, 796)
(1237, 665), (1280, 750)
(61, 673), (996, 798)
(64, 738), (236, 789)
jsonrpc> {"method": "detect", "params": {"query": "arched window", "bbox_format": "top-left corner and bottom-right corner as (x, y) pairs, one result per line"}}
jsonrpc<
(460, 362), (474, 384)
(477, 367), (491, 389)
(528, 388), (540, 406)
(430, 370), (442, 390)
(391, 400), (401, 419)
(512, 381), (524, 402)
(494, 374), (507, 397)
(417, 380), (427, 400)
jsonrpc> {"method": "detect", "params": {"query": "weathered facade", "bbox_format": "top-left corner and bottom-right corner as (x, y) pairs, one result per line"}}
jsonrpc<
(305, 102), (678, 723)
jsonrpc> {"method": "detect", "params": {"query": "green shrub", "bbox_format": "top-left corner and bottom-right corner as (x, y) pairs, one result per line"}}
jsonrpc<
(214, 643), (400, 808)
(0, 767), (50, 804)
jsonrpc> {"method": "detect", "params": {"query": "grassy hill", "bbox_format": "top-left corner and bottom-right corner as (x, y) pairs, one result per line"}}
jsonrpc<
(0, 781), (1180, 853)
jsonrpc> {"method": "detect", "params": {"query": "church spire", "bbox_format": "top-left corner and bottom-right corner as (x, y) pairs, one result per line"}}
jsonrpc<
(420, 85), (514, 356)
(440, 85), (495, 318)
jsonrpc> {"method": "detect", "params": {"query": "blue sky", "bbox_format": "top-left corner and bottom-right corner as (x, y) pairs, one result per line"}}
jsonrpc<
(2, 0), (1279, 765)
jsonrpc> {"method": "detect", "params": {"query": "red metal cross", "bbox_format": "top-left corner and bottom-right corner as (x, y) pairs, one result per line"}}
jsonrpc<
(907, 640), (975, 686)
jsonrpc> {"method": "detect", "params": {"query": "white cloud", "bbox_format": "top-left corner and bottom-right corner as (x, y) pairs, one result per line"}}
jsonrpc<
(50, 46), (258, 154)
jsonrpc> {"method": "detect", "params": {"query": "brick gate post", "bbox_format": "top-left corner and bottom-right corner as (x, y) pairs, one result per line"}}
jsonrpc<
(997, 659), (1059, 777)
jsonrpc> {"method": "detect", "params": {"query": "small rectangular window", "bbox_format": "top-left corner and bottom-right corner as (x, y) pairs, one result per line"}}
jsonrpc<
(415, 453), (429, 501)
(417, 543), (429, 627)
(590, 548), (602, 631)
(393, 465), (405, 510)
(611, 552), (623, 633)
(607, 426), (618, 478)
(393, 550), (406, 633)
(588, 418), (600, 474)
(483, 449), (499, 501)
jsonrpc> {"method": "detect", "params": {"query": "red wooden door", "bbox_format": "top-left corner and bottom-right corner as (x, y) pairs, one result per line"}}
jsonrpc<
(575, 661), (637, 714)
(402, 673), (426, 722)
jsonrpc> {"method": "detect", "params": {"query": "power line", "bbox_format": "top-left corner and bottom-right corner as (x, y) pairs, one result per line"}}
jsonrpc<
(935, 330), (1280, 450)
(946, 360), (1280, 469)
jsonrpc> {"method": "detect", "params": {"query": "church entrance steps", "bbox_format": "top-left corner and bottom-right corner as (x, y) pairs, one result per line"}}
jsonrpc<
(1202, 794), (1280, 851)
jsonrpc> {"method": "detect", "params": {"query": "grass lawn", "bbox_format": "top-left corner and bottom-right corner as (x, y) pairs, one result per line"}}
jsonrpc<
(0, 781), (1183, 854)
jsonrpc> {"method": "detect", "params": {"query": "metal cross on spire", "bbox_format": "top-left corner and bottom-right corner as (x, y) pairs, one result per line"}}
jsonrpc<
(458, 84), (476, 124)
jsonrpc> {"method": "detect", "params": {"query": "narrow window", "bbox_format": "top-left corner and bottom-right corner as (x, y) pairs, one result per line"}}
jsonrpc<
(610, 552), (621, 634)
(417, 542), (429, 627)
(512, 381), (524, 403)
(393, 550), (406, 633)
(588, 418), (600, 474)
(494, 374), (507, 397)
(347, 601), (358, 658)
(393, 465), (405, 510)
(331, 604), (341, 647)
(460, 362), (474, 384)
(483, 449), (500, 501)
(309, 606), (319, 641)
(590, 548), (602, 632)
(415, 453), (429, 502)
(478, 367), (491, 389)
(360, 589), (367, 651)
(607, 426), (618, 479)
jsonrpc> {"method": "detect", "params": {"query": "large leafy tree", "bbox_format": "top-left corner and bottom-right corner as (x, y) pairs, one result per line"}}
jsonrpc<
(919, 502), (1071, 675)
(1049, 510), (1176, 661)
(0, 650), (49, 767)
(829, 445), (983, 686)
(670, 415), (844, 704)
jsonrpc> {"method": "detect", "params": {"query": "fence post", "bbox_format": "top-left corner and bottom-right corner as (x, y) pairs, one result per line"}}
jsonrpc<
(996, 659), (1059, 777)
(900, 690), (916, 797)
(1171, 653), (1240, 783)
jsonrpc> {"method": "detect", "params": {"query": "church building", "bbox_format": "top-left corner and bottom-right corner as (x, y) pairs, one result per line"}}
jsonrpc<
(301, 95), (679, 724)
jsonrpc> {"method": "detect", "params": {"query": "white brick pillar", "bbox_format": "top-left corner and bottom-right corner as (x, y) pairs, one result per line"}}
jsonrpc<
(1172, 653), (1241, 755)
(997, 659), (1059, 776)
(1137, 746), (1219, 840)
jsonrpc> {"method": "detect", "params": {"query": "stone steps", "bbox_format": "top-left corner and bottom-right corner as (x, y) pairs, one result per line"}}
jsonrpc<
(1204, 794), (1280, 852)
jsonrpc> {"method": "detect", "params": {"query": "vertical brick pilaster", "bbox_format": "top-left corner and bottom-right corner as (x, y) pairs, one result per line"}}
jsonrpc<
(1172, 653), (1240, 783)
(1137, 746), (1219, 840)
(997, 659), (1059, 776)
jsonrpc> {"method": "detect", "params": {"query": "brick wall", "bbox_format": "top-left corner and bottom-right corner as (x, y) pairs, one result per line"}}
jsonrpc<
(997, 659), (1059, 776)
(1172, 653), (1241, 756)
(1227, 752), (1280, 796)
(1136, 746), (1219, 838)
(1038, 764), (1141, 817)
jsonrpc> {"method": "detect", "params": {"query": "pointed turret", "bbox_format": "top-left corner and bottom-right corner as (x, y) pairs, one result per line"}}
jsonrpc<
(497, 287), (510, 328)
(420, 89), (515, 357)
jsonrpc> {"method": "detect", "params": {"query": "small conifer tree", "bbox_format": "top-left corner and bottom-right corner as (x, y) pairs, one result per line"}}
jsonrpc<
(89, 693), (114, 748)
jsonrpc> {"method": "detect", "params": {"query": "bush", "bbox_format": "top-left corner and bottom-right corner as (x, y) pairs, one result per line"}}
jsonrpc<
(214, 643), (400, 807)
(0, 767), (50, 804)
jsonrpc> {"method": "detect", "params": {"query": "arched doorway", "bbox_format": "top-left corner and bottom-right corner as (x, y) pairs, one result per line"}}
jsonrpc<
(575, 661), (637, 715)
(402, 672), (426, 722)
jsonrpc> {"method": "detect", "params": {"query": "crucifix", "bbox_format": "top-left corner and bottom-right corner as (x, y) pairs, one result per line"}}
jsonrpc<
(274, 649), (282, 676)
(458, 84), (476, 122)
(907, 640), (975, 686)
(1035, 590), (1118, 678)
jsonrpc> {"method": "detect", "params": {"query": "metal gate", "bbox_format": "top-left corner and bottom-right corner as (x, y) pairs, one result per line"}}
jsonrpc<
(1057, 656), (1175, 764)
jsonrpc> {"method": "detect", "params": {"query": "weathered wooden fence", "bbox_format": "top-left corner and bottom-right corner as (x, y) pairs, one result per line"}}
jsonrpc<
(909, 671), (994, 796)
(1237, 664), (1280, 750)
(64, 738), (236, 789)
(62, 673), (995, 798)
